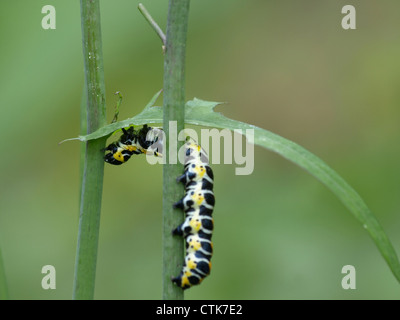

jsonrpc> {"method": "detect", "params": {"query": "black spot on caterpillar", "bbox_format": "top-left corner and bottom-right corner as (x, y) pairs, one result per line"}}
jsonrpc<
(103, 126), (214, 290)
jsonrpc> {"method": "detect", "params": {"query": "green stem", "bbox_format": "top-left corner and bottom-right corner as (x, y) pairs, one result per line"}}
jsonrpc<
(73, 0), (107, 300)
(162, 0), (191, 300)
(0, 246), (8, 300)
(79, 84), (87, 211)
(138, 3), (166, 46)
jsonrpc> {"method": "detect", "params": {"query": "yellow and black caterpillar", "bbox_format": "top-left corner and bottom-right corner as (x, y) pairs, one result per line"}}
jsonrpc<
(104, 125), (215, 290)
(104, 125), (162, 165)
(171, 140), (214, 289)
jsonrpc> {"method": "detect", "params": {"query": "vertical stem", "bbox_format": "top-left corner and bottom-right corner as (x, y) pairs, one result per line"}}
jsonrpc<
(79, 83), (87, 212)
(162, 0), (190, 300)
(0, 246), (8, 300)
(73, 0), (107, 300)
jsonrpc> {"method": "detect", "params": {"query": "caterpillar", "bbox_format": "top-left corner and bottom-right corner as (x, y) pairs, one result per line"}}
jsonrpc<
(171, 139), (215, 289)
(104, 126), (215, 290)
(104, 124), (162, 165)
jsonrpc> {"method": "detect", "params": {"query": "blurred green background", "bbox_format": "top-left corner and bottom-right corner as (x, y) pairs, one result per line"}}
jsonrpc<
(0, 0), (399, 299)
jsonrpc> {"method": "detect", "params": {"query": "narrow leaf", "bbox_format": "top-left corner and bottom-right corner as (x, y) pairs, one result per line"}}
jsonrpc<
(185, 98), (400, 283)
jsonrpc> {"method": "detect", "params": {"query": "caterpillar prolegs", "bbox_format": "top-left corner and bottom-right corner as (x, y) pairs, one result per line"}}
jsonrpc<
(104, 125), (215, 290)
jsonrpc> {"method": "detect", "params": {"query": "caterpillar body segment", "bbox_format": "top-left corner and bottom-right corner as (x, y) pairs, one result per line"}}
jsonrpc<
(185, 234), (213, 256)
(136, 125), (163, 157)
(171, 251), (212, 290)
(173, 187), (215, 212)
(176, 163), (214, 191)
(171, 266), (203, 289)
(172, 214), (214, 237)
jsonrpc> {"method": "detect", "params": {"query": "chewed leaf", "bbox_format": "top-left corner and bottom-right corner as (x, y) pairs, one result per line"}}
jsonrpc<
(63, 95), (400, 282)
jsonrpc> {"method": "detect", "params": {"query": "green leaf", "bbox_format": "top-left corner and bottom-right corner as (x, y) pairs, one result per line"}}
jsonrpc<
(59, 89), (164, 144)
(186, 99), (400, 283)
(64, 94), (400, 283)
(185, 99), (400, 283)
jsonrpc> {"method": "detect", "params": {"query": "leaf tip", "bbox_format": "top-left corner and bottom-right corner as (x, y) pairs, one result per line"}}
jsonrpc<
(188, 98), (226, 110)
(58, 137), (84, 145)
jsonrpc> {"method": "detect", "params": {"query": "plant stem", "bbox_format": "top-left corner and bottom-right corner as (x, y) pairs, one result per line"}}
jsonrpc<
(73, 0), (107, 300)
(0, 246), (8, 300)
(162, 0), (191, 300)
(138, 3), (166, 46)
(79, 84), (87, 211)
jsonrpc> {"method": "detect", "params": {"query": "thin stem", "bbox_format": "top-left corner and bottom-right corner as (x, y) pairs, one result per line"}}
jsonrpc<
(138, 3), (166, 46)
(112, 91), (123, 123)
(73, 0), (107, 300)
(0, 246), (8, 300)
(162, 0), (191, 300)
(79, 83), (87, 211)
